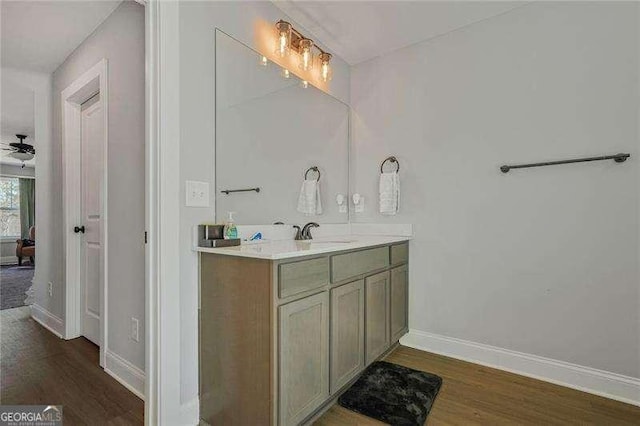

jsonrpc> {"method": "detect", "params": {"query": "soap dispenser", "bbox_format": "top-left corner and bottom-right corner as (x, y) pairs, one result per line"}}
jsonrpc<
(223, 212), (238, 239)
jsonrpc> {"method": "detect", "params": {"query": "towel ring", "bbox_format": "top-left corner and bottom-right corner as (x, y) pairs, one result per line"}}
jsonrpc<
(380, 156), (400, 173)
(304, 166), (321, 181)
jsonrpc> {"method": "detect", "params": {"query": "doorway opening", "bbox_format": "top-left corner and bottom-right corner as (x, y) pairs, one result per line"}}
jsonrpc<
(61, 59), (108, 365)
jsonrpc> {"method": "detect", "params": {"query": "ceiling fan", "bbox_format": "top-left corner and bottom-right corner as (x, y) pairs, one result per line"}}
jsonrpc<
(2, 134), (35, 168)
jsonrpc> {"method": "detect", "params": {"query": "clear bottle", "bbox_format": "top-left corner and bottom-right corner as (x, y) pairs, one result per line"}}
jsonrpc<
(223, 212), (237, 239)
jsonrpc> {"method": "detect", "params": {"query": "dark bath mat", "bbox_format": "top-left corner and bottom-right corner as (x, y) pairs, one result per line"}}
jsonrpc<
(338, 361), (442, 425)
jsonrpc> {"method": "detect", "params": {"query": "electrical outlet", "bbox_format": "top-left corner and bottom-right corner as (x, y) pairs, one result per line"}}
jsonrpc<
(131, 317), (139, 342)
(48, 282), (53, 297)
(185, 181), (210, 207)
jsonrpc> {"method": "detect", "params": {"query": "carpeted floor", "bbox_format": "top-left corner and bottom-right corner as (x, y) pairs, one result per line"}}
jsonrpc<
(1, 264), (34, 310)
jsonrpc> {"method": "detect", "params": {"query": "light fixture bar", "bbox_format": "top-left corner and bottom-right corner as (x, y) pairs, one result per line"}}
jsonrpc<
(274, 19), (333, 82)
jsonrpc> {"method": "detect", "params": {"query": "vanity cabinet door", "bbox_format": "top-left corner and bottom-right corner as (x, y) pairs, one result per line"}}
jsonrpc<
(390, 264), (409, 342)
(330, 280), (365, 394)
(279, 292), (329, 426)
(365, 271), (390, 365)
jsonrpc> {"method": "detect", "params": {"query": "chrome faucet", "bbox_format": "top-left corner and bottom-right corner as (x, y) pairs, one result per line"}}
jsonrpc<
(301, 222), (320, 240)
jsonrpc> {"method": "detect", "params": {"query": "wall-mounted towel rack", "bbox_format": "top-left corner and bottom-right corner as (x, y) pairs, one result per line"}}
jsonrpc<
(304, 166), (321, 181)
(380, 156), (400, 173)
(500, 153), (630, 173)
(221, 187), (261, 194)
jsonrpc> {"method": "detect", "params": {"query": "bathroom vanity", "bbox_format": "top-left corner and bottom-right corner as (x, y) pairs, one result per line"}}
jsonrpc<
(198, 237), (409, 425)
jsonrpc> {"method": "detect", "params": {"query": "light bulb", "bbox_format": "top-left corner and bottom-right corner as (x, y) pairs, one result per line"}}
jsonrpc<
(319, 52), (332, 82)
(298, 38), (314, 71)
(259, 55), (268, 67)
(274, 21), (291, 58)
(301, 80), (309, 89)
(281, 68), (291, 79)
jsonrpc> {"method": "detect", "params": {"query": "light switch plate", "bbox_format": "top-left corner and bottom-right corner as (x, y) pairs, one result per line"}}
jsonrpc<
(185, 181), (210, 207)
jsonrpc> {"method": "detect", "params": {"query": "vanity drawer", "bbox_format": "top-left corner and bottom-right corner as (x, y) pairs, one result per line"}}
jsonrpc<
(331, 247), (389, 283)
(390, 242), (408, 265)
(279, 257), (329, 298)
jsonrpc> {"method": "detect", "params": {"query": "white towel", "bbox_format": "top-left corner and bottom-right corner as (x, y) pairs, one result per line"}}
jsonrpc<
(297, 179), (323, 215)
(379, 171), (400, 215)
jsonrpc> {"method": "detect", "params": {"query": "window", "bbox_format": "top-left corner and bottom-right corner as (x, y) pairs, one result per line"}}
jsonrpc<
(0, 177), (20, 238)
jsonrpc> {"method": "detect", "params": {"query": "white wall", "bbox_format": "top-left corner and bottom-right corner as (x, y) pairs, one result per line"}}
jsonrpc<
(351, 1), (639, 379)
(178, 0), (351, 406)
(51, 1), (145, 370)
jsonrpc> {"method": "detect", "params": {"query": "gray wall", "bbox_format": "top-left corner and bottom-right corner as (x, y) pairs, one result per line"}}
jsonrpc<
(1, 240), (17, 261)
(48, 0), (145, 370)
(0, 164), (35, 178)
(351, 2), (639, 378)
(178, 0), (351, 405)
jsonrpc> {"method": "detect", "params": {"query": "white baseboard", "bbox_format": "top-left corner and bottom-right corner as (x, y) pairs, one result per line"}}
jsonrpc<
(1, 256), (18, 265)
(180, 397), (199, 425)
(105, 350), (145, 400)
(30, 304), (64, 338)
(401, 329), (640, 407)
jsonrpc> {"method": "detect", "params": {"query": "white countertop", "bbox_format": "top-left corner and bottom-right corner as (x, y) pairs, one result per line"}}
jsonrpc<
(195, 235), (410, 260)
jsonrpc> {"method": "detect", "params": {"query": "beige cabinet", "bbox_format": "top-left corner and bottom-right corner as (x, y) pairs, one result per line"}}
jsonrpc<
(330, 280), (365, 393)
(365, 271), (390, 365)
(390, 264), (409, 342)
(279, 292), (330, 425)
(199, 241), (409, 426)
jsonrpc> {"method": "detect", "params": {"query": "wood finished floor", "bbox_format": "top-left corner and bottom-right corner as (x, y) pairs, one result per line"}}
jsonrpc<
(316, 346), (640, 425)
(2, 307), (639, 425)
(0, 307), (143, 425)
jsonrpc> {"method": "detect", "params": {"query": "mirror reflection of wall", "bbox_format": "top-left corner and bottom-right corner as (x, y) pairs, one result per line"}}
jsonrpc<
(215, 29), (349, 225)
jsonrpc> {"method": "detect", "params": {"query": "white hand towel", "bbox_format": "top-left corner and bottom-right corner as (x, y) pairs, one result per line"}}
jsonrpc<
(297, 179), (323, 215)
(379, 171), (400, 215)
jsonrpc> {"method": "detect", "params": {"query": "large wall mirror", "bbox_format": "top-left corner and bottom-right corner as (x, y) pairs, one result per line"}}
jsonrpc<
(215, 29), (349, 225)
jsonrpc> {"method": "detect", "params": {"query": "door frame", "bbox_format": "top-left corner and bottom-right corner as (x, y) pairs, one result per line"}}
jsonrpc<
(61, 59), (109, 367)
(144, 0), (183, 424)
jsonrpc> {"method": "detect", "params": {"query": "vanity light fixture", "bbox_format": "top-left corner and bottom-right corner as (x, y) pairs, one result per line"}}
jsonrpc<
(300, 80), (309, 89)
(273, 19), (333, 83)
(281, 68), (291, 79)
(259, 55), (268, 66)
(298, 38), (314, 71)
(274, 20), (292, 58)
(319, 52), (332, 82)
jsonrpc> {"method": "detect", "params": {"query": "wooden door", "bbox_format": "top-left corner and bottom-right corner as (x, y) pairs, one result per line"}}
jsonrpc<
(279, 292), (329, 425)
(365, 271), (390, 365)
(330, 279), (365, 394)
(80, 94), (103, 346)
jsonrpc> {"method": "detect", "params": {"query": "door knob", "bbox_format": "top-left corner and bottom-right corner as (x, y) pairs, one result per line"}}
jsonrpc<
(74, 226), (85, 234)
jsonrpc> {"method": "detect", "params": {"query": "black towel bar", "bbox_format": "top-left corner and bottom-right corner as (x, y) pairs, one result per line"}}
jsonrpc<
(221, 187), (261, 194)
(500, 153), (630, 173)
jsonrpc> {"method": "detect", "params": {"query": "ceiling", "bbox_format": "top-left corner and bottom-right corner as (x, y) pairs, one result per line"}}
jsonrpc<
(273, 1), (527, 65)
(1, 0), (122, 73)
